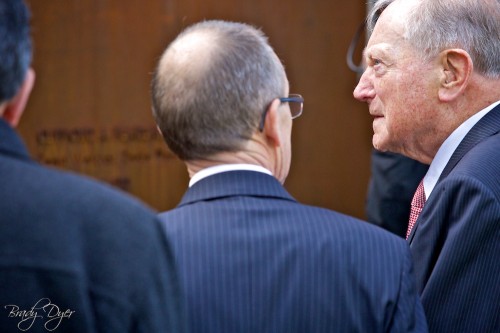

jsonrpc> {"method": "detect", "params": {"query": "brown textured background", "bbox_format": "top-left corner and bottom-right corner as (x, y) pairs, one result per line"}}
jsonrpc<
(20, 0), (371, 218)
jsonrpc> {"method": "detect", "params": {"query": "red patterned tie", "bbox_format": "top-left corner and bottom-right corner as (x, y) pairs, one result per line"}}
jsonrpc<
(406, 180), (426, 239)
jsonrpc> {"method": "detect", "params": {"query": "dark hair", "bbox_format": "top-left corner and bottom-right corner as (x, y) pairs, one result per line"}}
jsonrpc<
(151, 20), (286, 161)
(0, 0), (32, 103)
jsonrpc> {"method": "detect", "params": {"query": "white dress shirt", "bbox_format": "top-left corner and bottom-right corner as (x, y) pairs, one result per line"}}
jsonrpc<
(423, 100), (500, 199)
(189, 164), (273, 187)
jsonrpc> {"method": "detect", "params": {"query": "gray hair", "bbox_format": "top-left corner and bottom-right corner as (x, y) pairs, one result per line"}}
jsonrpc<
(151, 20), (286, 161)
(368, 0), (500, 78)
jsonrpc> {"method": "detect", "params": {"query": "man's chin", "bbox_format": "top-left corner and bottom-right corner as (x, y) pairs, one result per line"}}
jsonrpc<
(372, 137), (389, 152)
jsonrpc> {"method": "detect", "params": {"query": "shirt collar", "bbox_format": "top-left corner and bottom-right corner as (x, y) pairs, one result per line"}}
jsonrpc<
(189, 163), (273, 187)
(424, 100), (500, 199)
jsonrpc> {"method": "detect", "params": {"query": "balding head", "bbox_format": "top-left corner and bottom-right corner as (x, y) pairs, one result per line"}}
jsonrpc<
(151, 20), (287, 161)
(155, 29), (218, 106)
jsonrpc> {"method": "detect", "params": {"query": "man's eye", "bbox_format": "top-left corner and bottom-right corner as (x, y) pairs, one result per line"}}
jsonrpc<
(371, 58), (387, 76)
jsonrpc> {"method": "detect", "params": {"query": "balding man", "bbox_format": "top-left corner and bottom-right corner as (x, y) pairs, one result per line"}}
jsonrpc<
(0, 1), (185, 332)
(151, 20), (427, 333)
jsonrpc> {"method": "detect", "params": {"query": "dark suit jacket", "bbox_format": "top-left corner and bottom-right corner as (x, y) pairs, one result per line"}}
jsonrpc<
(409, 104), (500, 332)
(159, 170), (427, 333)
(0, 120), (185, 333)
(367, 150), (429, 237)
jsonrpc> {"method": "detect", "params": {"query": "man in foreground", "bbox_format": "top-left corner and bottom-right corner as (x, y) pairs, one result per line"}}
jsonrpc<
(0, 1), (184, 332)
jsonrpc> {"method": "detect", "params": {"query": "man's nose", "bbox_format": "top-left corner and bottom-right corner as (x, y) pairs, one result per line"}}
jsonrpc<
(353, 71), (374, 102)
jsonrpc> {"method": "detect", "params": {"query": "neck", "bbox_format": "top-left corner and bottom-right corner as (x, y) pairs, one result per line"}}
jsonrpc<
(465, 74), (500, 114)
(185, 134), (276, 179)
(0, 103), (6, 117)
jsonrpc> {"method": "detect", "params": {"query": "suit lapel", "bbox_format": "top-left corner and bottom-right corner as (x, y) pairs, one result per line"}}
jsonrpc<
(178, 170), (296, 207)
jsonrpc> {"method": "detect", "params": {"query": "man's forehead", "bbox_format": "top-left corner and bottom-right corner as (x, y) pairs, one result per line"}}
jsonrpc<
(364, 3), (410, 59)
(376, 0), (416, 29)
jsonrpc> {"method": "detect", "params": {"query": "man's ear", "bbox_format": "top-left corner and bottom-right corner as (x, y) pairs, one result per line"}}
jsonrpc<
(2, 68), (35, 127)
(262, 99), (282, 147)
(438, 49), (472, 102)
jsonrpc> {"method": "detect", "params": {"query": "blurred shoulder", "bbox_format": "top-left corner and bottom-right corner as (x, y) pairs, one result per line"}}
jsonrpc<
(2, 157), (159, 230)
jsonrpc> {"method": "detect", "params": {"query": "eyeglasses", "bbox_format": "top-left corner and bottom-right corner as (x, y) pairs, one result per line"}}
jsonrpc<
(280, 94), (304, 119)
(259, 94), (304, 131)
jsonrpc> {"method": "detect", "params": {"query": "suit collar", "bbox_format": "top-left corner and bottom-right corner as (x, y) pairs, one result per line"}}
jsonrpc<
(178, 170), (296, 207)
(189, 164), (272, 187)
(0, 118), (32, 162)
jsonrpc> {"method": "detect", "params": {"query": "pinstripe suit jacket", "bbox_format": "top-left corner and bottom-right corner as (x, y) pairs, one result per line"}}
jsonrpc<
(159, 170), (427, 333)
(408, 104), (500, 332)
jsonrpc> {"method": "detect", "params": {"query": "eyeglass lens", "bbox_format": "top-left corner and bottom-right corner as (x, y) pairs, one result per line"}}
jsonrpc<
(290, 103), (301, 118)
(287, 94), (303, 118)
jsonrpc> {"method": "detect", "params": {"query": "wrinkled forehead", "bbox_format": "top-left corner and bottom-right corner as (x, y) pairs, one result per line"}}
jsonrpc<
(364, 0), (415, 56)
(372, 0), (416, 35)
